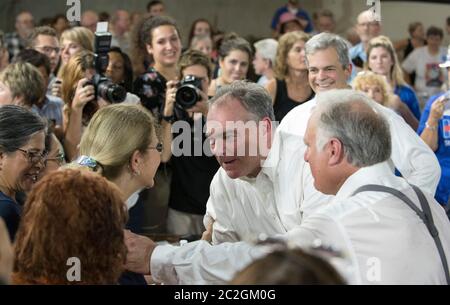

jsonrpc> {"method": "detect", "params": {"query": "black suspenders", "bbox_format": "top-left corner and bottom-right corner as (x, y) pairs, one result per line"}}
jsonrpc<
(352, 184), (450, 285)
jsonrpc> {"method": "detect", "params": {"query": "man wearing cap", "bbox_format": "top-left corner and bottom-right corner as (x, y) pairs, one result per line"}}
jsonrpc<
(418, 45), (450, 215)
(271, 0), (313, 37)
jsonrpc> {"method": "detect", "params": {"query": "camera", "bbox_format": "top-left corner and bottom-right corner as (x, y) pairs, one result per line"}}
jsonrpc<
(84, 22), (126, 104)
(175, 75), (203, 109)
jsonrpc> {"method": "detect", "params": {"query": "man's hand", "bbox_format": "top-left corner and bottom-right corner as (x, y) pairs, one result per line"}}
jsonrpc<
(124, 230), (157, 275)
(201, 219), (214, 243)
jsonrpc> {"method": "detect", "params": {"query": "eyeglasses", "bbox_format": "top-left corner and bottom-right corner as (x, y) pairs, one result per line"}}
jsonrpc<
(16, 148), (47, 164)
(35, 46), (61, 55)
(148, 143), (163, 153)
(45, 152), (65, 166)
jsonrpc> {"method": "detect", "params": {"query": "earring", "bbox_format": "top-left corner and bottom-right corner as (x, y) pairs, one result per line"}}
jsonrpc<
(133, 169), (141, 176)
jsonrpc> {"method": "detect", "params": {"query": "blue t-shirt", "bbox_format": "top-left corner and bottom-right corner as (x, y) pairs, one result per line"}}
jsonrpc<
(0, 191), (22, 241)
(417, 93), (450, 205)
(395, 85), (421, 120)
(271, 6), (314, 33)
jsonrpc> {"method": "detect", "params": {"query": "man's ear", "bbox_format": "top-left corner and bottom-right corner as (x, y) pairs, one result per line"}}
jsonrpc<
(327, 138), (345, 166)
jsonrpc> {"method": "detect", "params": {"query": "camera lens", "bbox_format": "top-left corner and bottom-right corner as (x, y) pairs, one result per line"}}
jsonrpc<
(176, 85), (199, 109)
(98, 81), (127, 103)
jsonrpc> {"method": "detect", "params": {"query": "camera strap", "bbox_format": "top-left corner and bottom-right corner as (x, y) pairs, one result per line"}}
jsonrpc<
(352, 184), (450, 285)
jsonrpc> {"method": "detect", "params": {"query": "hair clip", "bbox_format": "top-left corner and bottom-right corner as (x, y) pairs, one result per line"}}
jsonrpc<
(76, 155), (99, 169)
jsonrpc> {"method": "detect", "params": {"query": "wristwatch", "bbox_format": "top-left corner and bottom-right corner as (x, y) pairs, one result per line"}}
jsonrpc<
(425, 122), (437, 131)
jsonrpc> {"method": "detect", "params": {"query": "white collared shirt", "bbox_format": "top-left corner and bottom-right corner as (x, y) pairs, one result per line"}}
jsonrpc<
(285, 162), (450, 284)
(279, 97), (441, 196)
(151, 162), (450, 285)
(204, 128), (332, 244)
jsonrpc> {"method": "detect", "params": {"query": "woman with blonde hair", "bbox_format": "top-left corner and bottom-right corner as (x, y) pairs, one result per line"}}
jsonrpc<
(265, 31), (314, 122)
(365, 35), (421, 120)
(353, 71), (418, 130)
(59, 50), (97, 161)
(69, 103), (161, 285)
(59, 27), (94, 67)
(51, 27), (94, 97)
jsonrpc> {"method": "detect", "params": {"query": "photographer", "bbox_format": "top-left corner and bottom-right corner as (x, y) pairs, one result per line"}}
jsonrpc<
(161, 50), (219, 237)
(132, 15), (181, 116)
(418, 46), (450, 214)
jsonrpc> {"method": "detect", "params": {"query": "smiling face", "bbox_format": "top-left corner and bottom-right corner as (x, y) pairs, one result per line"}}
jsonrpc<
(206, 98), (270, 179)
(0, 131), (46, 195)
(219, 50), (250, 84)
(138, 129), (161, 189)
(307, 47), (351, 93)
(146, 25), (182, 68)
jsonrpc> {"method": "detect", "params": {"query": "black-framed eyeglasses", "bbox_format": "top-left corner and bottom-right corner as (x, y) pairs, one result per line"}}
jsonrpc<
(16, 148), (47, 164)
(35, 46), (61, 54)
(45, 152), (65, 165)
(149, 143), (163, 153)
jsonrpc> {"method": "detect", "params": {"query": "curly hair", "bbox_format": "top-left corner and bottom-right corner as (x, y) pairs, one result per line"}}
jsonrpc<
(12, 169), (128, 284)
(130, 15), (181, 76)
(274, 31), (310, 79)
(352, 71), (390, 106)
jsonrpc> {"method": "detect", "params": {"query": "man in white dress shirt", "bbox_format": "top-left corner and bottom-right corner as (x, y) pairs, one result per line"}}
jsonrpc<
(124, 89), (450, 284)
(205, 32), (441, 244)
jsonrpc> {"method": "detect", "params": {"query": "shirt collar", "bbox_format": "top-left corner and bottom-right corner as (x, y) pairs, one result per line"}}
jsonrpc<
(335, 161), (394, 200)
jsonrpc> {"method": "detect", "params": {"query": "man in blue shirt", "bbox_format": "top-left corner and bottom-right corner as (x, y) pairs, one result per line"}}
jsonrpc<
(271, 0), (314, 36)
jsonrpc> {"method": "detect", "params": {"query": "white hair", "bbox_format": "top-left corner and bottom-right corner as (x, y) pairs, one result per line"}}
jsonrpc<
(313, 89), (391, 167)
(253, 38), (278, 66)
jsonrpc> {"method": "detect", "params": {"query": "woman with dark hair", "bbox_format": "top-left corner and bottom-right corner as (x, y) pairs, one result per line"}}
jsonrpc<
(187, 19), (213, 47)
(208, 33), (252, 97)
(106, 46), (134, 92)
(12, 169), (128, 284)
(132, 15), (182, 116)
(0, 105), (47, 241)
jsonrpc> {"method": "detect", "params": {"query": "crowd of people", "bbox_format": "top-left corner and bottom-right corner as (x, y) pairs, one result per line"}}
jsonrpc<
(0, 0), (450, 285)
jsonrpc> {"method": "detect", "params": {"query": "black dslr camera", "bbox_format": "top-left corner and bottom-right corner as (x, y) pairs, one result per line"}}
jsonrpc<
(175, 75), (203, 109)
(84, 22), (126, 104)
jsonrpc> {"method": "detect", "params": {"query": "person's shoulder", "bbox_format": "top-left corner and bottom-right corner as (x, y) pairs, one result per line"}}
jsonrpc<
(278, 98), (315, 134)
(46, 95), (64, 106)
(0, 195), (19, 218)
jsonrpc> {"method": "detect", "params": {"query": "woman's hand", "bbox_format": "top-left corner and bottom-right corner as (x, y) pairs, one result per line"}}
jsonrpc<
(163, 80), (178, 117)
(72, 78), (95, 110)
(51, 78), (63, 97)
(429, 95), (447, 124)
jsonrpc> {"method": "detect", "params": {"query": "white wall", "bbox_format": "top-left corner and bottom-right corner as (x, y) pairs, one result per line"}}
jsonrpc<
(1, 0), (449, 45)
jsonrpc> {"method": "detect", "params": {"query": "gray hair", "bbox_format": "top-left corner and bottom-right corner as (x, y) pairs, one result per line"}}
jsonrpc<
(0, 105), (46, 153)
(314, 89), (391, 167)
(209, 80), (275, 121)
(253, 38), (278, 66)
(305, 32), (350, 68)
